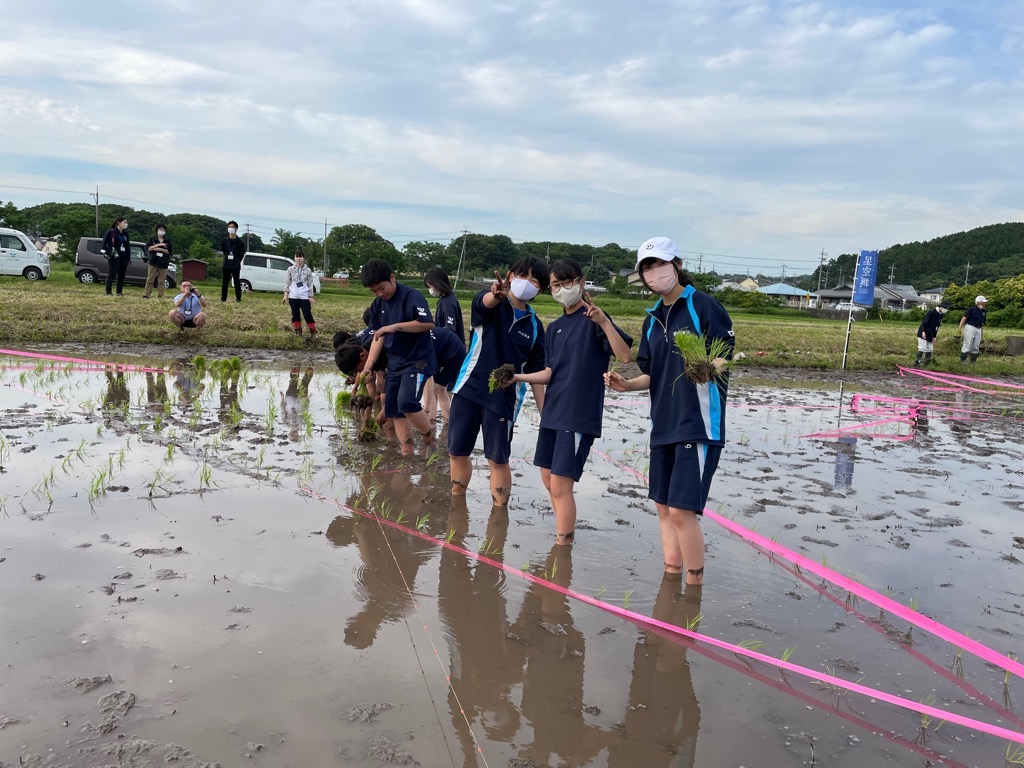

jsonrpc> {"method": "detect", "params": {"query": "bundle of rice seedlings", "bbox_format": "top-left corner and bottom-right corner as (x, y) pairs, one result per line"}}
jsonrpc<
(350, 380), (374, 411)
(488, 364), (517, 393)
(673, 331), (731, 385)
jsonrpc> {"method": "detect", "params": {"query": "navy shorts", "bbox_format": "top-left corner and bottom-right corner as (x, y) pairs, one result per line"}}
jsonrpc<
(534, 427), (595, 482)
(648, 442), (722, 512)
(447, 394), (514, 464)
(384, 370), (428, 419)
(433, 366), (457, 390)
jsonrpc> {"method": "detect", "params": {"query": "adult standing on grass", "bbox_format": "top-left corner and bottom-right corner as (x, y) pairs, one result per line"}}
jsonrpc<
(356, 259), (437, 455)
(144, 223), (172, 300)
(102, 216), (131, 297)
(220, 220), (244, 302)
(282, 251), (317, 338)
(605, 237), (734, 585)
(914, 301), (951, 366)
(959, 295), (988, 363)
(169, 280), (208, 331)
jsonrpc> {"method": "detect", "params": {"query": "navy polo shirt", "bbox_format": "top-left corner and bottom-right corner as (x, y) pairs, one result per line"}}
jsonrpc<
(434, 293), (465, 347)
(963, 305), (986, 328)
(540, 309), (633, 437)
(368, 283), (435, 374)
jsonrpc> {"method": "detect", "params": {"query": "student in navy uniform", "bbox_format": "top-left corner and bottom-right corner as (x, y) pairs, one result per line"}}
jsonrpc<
(508, 260), (632, 545)
(356, 259), (437, 455)
(606, 237), (734, 585)
(220, 220), (245, 302)
(958, 295), (988, 363)
(423, 267), (466, 429)
(914, 301), (950, 366)
(449, 257), (549, 506)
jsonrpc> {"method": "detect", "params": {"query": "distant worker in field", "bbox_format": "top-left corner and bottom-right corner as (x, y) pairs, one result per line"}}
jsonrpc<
(914, 300), (951, 366)
(220, 220), (244, 302)
(282, 251), (317, 338)
(169, 280), (208, 331)
(102, 216), (131, 297)
(959, 295), (988, 363)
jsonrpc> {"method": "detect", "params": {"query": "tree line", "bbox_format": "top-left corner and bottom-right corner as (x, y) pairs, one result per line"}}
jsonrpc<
(1, 201), (644, 285)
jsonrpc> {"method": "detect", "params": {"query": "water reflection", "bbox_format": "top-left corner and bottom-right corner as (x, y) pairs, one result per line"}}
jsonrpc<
(172, 358), (203, 410)
(282, 364), (314, 442)
(217, 368), (242, 427)
(145, 371), (169, 412)
(831, 383), (858, 491)
(607, 579), (701, 768)
(101, 370), (130, 420)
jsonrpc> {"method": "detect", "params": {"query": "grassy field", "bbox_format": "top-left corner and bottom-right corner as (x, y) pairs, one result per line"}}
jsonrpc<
(2, 266), (1023, 374)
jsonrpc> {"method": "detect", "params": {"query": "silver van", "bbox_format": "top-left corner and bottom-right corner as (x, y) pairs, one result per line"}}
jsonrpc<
(75, 237), (178, 290)
(0, 227), (50, 280)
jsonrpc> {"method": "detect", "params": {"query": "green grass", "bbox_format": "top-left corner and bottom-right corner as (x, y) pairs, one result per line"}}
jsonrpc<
(2, 265), (1023, 373)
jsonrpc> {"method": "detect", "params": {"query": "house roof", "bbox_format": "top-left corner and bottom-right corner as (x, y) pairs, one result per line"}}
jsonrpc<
(757, 282), (818, 297)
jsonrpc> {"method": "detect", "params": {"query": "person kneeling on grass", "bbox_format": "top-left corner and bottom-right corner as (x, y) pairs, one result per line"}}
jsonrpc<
(506, 259), (632, 545)
(169, 281), (208, 331)
(356, 259), (437, 455)
(605, 238), (734, 585)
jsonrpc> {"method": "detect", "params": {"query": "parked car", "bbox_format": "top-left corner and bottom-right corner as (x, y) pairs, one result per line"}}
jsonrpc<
(332, 271), (349, 279)
(240, 252), (321, 295)
(834, 302), (866, 312)
(312, 269), (325, 278)
(75, 237), (178, 290)
(0, 227), (50, 280)
(584, 281), (606, 294)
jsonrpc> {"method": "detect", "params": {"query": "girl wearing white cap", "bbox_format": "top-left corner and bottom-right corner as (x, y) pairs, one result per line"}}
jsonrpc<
(605, 237), (734, 585)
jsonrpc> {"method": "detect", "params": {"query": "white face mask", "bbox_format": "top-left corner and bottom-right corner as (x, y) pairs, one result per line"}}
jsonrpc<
(227, 227), (237, 235)
(157, 230), (166, 237)
(119, 222), (128, 230)
(510, 277), (539, 302)
(643, 262), (679, 295)
(428, 287), (439, 297)
(551, 280), (583, 308)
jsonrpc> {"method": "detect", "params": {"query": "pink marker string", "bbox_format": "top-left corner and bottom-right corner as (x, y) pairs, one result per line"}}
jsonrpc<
(800, 415), (916, 439)
(0, 349), (167, 374)
(592, 449), (1024, 683)
(301, 486), (1024, 744)
(899, 366), (1024, 394)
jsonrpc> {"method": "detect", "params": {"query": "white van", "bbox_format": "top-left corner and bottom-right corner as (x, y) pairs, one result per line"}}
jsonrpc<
(240, 252), (320, 295)
(0, 227), (50, 280)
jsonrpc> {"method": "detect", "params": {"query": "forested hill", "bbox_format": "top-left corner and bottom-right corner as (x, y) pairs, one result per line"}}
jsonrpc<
(820, 222), (1024, 290)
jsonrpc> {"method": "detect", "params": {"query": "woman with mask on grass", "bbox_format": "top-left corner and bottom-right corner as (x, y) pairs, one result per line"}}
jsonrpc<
(605, 238), (734, 585)
(507, 259), (633, 545)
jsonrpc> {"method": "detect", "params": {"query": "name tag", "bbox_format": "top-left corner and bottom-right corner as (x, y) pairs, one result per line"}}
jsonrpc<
(227, 254), (234, 260)
(297, 281), (304, 288)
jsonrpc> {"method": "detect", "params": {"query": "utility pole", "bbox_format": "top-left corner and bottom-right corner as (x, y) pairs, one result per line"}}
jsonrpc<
(965, 261), (971, 284)
(781, 263), (787, 283)
(245, 221), (251, 250)
(888, 263), (896, 283)
(453, 228), (468, 290)
(89, 185), (100, 236)
(697, 252), (703, 272)
(817, 249), (826, 291)
(323, 219), (328, 273)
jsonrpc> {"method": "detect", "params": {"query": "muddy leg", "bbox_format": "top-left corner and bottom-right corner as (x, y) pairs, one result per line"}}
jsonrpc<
(545, 471), (577, 544)
(392, 417), (415, 456)
(488, 460), (511, 506)
(658, 503), (705, 584)
(450, 455), (472, 495)
(422, 377), (437, 427)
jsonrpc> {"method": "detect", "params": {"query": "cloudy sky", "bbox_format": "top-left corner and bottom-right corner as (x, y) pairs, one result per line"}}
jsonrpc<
(2, 0), (1022, 276)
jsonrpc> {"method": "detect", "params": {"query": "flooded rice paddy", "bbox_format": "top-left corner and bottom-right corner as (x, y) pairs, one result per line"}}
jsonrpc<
(1, 348), (1022, 767)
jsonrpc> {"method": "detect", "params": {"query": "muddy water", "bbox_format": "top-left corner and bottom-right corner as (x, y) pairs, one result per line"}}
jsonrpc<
(2, 350), (1022, 767)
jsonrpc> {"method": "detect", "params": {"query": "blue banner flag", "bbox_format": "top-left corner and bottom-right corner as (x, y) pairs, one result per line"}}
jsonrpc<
(853, 250), (878, 305)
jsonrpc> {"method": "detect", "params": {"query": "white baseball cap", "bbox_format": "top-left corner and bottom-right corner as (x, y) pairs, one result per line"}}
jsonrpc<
(975, 295), (988, 304)
(636, 237), (681, 269)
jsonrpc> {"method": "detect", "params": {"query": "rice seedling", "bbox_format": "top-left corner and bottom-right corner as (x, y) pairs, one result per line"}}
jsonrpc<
(488, 364), (516, 393)
(623, 589), (633, 609)
(672, 331), (732, 386)
(684, 613), (702, 632)
(1004, 654), (1017, 709)
(914, 693), (945, 746)
(1007, 742), (1024, 765)
(446, 528), (457, 543)
(415, 513), (430, 532)
(951, 634), (968, 679)
(165, 442), (175, 463)
(478, 538), (502, 557)
(425, 451), (442, 468)
(198, 462), (213, 491)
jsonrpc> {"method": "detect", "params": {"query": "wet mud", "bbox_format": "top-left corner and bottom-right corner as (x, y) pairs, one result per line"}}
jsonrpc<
(2, 346), (1023, 766)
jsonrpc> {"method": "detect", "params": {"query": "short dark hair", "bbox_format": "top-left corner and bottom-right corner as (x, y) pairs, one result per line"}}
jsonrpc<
(550, 259), (583, 283)
(361, 259), (393, 287)
(227, 220), (239, 228)
(154, 222), (168, 234)
(334, 343), (363, 376)
(294, 250), (305, 259)
(510, 256), (549, 292)
(332, 330), (353, 350)
(424, 267), (452, 296)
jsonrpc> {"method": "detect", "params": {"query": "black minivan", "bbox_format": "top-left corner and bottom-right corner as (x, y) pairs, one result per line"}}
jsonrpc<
(75, 237), (178, 290)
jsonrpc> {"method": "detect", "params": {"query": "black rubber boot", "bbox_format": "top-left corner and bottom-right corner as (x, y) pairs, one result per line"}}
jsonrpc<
(960, 353), (968, 362)
(914, 354), (923, 366)
(969, 353), (979, 363)
(924, 352), (932, 365)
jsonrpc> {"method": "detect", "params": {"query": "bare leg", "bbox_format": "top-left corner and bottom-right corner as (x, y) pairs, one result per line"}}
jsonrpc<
(658, 503), (705, 585)
(392, 417), (415, 456)
(422, 377), (437, 427)
(488, 460), (512, 506)
(434, 384), (452, 422)
(403, 409), (435, 446)
(450, 455), (472, 495)
(541, 469), (577, 544)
